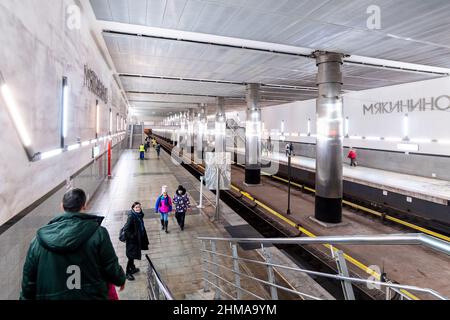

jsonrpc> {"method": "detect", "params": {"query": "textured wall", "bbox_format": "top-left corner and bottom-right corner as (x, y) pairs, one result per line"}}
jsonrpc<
(268, 140), (450, 181)
(0, 139), (127, 300)
(260, 77), (450, 156)
(0, 0), (128, 225)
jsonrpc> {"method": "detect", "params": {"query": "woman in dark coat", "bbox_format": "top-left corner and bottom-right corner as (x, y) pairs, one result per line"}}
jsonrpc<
(123, 202), (149, 281)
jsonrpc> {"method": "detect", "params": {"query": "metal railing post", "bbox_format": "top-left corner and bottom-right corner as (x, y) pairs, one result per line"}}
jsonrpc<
(334, 250), (356, 300)
(231, 243), (242, 300)
(211, 241), (221, 300)
(197, 176), (205, 209)
(261, 244), (278, 300)
(202, 240), (210, 292)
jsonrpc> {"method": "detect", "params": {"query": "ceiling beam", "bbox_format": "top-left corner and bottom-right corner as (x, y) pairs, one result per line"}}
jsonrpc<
(119, 73), (318, 91)
(99, 20), (450, 76)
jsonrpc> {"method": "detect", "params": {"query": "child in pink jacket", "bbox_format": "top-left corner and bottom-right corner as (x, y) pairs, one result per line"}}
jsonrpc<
(155, 185), (173, 233)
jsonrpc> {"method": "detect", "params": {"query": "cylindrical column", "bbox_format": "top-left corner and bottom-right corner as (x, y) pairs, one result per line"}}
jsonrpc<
(215, 98), (226, 154)
(245, 83), (262, 185)
(196, 104), (207, 160)
(178, 112), (186, 148)
(314, 51), (345, 224)
(187, 109), (195, 155)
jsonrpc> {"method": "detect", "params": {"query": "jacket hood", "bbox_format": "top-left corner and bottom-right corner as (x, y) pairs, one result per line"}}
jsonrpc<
(36, 212), (104, 253)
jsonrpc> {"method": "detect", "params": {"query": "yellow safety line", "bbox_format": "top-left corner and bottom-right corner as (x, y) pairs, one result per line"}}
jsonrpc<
(157, 138), (421, 299)
(270, 173), (450, 242)
(229, 183), (420, 300)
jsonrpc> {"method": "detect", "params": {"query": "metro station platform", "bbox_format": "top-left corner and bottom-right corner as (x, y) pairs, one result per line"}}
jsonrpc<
(88, 148), (332, 300)
(233, 148), (450, 205)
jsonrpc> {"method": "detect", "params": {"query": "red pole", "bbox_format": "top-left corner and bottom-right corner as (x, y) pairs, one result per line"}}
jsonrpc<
(108, 140), (112, 178)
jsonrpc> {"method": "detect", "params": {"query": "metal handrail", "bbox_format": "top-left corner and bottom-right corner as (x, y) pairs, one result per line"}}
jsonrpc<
(145, 254), (174, 300)
(198, 233), (450, 256)
(200, 249), (447, 300)
(199, 234), (450, 300)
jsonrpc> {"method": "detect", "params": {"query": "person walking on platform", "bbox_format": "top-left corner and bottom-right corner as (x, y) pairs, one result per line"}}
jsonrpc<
(139, 144), (145, 160)
(173, 185), (191, 231)
(348, 147), (358, 167)
(155, 186), (173, 234)
(20, 189), (126, 300)
(121, 202), (149, 281)
(156, 143), (161, 159)
(267, 136), (273, 155)
(285, 142), (294, 157)
(285, 142), (290, 157)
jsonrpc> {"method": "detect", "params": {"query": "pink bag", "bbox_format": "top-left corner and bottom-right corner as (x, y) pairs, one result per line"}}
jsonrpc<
(108, 284), (119, 300)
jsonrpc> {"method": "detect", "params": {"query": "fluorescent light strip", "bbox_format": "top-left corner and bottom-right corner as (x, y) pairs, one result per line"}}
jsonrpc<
(397, 143), (419, 152)
(384, 137), (402, 142)
(410, 138), (432, 143)
(438, 140), (450, 145)
(67, 144), (80, 151)
(96, 103), (100, 135)
(365, 136), (381, 141)
(41, 149), (63, 160)
(1, 84), (32, 147)
(62, 82), (69, 139)
(403, 114), (409, 138)
(349, 136), (363, 140)
(82, 141), (90, 147)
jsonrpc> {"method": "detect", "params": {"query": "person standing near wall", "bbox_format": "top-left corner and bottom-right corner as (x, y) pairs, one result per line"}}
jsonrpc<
(289, 142), (295, 157)
(155, 186), (172, 234)
(285, 143), (291, 157)
(348, 147), (358, 167)
(20, 189), (126, 300)
(156, 143), (161, 159)
(173, 185), (191, 231)
(121, 202), (149, 281)
(139, 144), (145, 160)
(267, 136), (273, 155)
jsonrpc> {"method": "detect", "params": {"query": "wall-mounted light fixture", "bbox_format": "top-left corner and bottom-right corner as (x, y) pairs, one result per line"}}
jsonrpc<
(96, 100), (100, 138)
(344, 117), (349, 137)
(60, 76), (69, 149)
(403, 114), (409, 140)
(0, 72), (37, 161)
(307, 118), (311, 136)
(109, 108), (112, 135)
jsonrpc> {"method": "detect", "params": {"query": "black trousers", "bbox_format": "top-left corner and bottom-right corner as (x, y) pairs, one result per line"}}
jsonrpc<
(126, 258), (135, 274)
(350, 159), (356, 166)
(175, 211), (186, 228)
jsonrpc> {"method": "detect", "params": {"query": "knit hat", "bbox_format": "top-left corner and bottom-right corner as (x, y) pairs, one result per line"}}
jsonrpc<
(177, 185), (186, 195)
(161, 185), (168, 194)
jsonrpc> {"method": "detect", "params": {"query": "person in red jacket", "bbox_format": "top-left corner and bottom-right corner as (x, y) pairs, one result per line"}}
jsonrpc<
(348, 147), (357, 167)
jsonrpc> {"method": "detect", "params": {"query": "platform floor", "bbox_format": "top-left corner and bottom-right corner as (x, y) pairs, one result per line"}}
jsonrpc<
(233, 148), (450, 204)
(89, 148), (313, 300)
(89, 149), (218, 300)
(230, 165), (450, 299)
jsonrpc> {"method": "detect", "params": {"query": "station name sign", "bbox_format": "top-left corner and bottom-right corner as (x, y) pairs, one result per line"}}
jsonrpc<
(84, 65), (108, 104)
(363, 95), (450, 115)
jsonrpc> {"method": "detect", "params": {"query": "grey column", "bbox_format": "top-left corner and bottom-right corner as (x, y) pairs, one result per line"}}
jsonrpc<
(245, 83), (262, 185)
(178, 111), (185, 148)
(313, 51), (345, 224)
(196, 103), (207, 160)
(187, 108), (195, 155)
(215, 97), (226, 154)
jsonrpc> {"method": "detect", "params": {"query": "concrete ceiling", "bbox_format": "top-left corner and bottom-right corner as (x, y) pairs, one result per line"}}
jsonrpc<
(89, 0), (450, 117)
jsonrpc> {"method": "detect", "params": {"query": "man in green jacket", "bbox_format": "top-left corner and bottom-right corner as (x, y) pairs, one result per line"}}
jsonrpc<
(20, 189), (126, 300)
